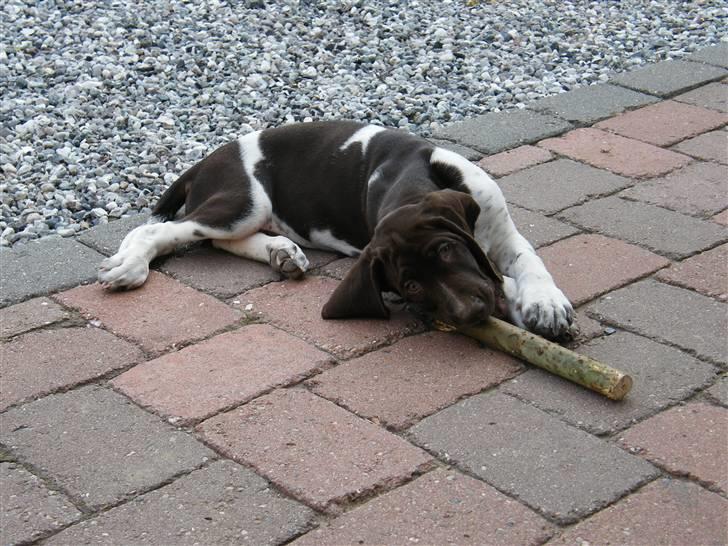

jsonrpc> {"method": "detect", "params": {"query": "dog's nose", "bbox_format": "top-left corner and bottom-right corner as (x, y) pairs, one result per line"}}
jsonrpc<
(449, 296), (492, 326)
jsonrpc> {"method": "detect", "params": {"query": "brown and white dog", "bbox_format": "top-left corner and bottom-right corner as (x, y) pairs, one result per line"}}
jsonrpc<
(99, 121), (573, 338)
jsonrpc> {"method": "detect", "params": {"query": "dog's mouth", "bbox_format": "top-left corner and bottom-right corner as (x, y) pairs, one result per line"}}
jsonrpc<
(430, 283), (508, 332)
(433, 320), (458, 332)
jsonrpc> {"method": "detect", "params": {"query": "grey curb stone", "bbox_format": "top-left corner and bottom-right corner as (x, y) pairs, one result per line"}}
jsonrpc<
(498, 159), (632, 215)
(558, 195), (728, 259)
(409, 392), (658, 524)
(0, 462), (82, 545)
(673, 83), (728, 113)
(688, 43), (728, 69)
(76, 213), (151, 256)
(427, 138), (483, 161)
(509, 206), (580, 249)
(0, 386), (215, 511)
(160, 246), (281, 298)
(0, 237), (104, 308)
(502, 331), (717, 435)
(587, 279), (728, 365)
(619, 161), (728, 218)
(610, 59), (727, 97)
(434, 109), (572, 155)
(160, 245), (339, 298)
(47, 460), (315, 546)
(528, 83), (659, 125)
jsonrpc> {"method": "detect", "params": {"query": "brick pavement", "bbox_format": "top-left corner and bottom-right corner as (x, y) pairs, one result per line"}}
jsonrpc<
(1, 49), (726, 545)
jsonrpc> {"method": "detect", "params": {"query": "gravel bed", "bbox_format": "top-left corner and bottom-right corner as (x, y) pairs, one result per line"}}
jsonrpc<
(1, 0), (725, 246)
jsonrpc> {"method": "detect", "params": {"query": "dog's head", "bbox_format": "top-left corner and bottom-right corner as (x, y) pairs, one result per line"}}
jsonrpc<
(322, 189), (503, 329)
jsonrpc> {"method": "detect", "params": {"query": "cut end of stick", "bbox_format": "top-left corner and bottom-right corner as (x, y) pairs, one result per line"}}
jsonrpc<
(606, 374), (633, 401)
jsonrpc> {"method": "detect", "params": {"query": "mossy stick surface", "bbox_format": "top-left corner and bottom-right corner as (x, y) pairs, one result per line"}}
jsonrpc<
(458, 317), (633, 401)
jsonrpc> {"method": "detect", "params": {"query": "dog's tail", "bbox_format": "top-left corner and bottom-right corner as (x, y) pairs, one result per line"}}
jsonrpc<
(151, 163), (201, 221)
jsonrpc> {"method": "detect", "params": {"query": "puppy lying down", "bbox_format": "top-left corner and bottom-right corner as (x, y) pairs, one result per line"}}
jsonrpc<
(99, 121), (573, 338)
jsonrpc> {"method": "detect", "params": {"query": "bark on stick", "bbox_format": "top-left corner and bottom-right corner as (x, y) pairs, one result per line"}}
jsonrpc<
(458, 317), (633, 401)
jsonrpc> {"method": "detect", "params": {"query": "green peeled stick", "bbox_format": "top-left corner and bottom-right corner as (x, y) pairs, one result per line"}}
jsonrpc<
(452, 317), (633, 401)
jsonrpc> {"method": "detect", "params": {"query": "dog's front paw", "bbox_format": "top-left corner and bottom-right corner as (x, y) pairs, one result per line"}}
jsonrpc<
(98, 253), (150, 290)
(514, 281), (574, 339)
(269, 242), (309, 280)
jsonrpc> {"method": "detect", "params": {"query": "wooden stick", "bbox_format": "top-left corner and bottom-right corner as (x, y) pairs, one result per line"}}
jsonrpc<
(453, 317), (633, 401)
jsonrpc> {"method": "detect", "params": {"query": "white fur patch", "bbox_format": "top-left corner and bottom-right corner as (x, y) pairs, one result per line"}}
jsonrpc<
(431, 146), (510, 254)
(101, 219), (218, 289)
(234, 131), (273, 236)
(213, 233), (309, 272)
(430, 146), (573, 337)
(367, 167), (382, 187)
(309, 228), (361, 256)
(340, 125), (386, 155)
(430, 147), (491, 183)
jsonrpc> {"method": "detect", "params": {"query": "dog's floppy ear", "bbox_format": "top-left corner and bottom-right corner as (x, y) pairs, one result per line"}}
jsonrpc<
(321, 248), (389, 319)
(464, 235), (503, 284)
(425, 190), (503, 284)
(424, 189), (481, 233)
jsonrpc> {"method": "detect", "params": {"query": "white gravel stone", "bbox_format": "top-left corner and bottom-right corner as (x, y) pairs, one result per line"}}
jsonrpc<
(0, 0), (724, 245)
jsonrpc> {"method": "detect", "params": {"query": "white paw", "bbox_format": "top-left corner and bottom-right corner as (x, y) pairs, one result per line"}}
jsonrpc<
(268, 242), (309, 279)
(98, 253), (150, 290)
(512, 281), (574, 339)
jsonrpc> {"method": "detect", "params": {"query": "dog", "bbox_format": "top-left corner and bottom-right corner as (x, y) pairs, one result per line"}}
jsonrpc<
(98, 121), (573, 338)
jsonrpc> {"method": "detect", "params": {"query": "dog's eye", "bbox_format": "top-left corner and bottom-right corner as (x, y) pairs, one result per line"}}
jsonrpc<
(404, 280), (423, 296)
(438, 242), (453, 260)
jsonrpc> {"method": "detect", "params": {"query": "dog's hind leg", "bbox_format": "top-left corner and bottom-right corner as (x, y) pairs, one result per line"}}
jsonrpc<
(100, 133), (277, 290)
(99, 218), (241, 290)
(212, 233), (310, 279)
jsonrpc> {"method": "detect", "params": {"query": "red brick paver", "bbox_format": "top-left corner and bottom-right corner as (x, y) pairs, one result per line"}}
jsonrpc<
(570, 310), (604, 344)
(55, 272), (240, 353)
(673, 130), (728, 164)
(619, 403), (728, 493)
(197, 389), (432, 512)
(114, 324), (335, 424)
(713, 209), (728, 226)
(656, 243), (728, 300)
(477, 145), (553, 178)
(547, 479), (728, 546)
(1, 327), (143, 411)
(294, 469), (554, 546)
(620, 161), (728, 217)
(239, 277), (422, 359)
(594, 100), (728, 146)
(307, 331), (522, 430)
(538, 234), (669, 305)
(0, 297), (69, 338)
(539, 128), (692, 178)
